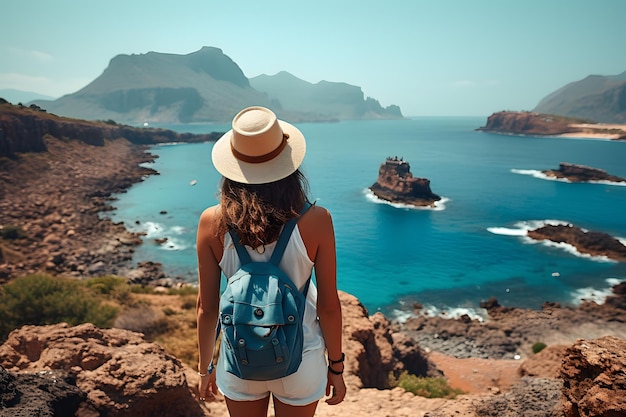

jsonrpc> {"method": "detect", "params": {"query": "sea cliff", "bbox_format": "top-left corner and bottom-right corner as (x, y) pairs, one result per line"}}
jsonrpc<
(478, 111), (626, 140)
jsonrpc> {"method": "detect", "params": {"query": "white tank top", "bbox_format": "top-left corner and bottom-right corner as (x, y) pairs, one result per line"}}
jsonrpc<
(219, 226), (325, 352)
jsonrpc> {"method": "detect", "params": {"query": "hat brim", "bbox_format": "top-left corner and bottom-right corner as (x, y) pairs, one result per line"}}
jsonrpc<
(211, 120), (306, 184)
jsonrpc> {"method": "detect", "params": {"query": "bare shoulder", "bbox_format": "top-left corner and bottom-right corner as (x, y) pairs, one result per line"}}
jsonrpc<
(198, 205), (222, 240)
(298, 204), (335, 256)
(301, 203), (333, 226)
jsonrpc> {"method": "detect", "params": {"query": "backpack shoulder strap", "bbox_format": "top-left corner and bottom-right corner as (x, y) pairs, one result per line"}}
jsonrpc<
(270, 203), (312, 265)
(228, 229), (252, 264)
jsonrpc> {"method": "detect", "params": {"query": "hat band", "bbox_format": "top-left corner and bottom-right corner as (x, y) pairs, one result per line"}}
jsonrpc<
(231, 134), (289, 164)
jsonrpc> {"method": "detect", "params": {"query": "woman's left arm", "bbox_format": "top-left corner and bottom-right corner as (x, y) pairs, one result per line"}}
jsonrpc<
(196, 206), (222, 401)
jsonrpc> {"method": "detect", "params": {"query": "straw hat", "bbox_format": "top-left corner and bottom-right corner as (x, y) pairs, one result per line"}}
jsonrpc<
(211, 106), (306, 184)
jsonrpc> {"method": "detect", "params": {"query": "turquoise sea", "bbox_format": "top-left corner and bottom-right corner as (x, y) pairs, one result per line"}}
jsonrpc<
(104, 117), (626, 319)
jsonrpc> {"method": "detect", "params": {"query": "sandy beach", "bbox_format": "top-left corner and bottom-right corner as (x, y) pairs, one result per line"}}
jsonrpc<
(556, 123), (626, 139)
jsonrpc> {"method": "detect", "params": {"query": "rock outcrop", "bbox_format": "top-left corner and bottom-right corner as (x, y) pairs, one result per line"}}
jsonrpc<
(477, 111), (579, 136)
(0, 293), (440, 417)
(0, 365), (85, 417)
(477, 111), (626, 139)
(339, 292), (439, 391)
(542, 162), (626, 183)
(560, 336), (626, 417)
(0, 323), (205, 417)
(0, 102), (220, 159)
(369, 157), (441, 207)
(527, 224), (626, 261)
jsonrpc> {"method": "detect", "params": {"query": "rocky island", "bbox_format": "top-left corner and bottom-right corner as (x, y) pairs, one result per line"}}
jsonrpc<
(542, 162), (626, 183)
(528, 223), (626, 261)
(477, 111), (626, 140)
(369, 157), (441, 207)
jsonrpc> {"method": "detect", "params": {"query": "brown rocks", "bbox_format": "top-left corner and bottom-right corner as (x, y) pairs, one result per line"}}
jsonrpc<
(369, 157), (441, 207)
(560, 336), (626, 417)
(477, 111), (580, 136)
(0, 365), (86, 417)
(0, 323), (205, 417)
(542, 162), (626, 183)
(527, 224), (626, 261)
(339, 291), (438, 390)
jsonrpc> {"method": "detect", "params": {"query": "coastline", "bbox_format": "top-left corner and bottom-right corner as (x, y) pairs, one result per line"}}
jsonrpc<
(0, 136), (172, 285)
(2, 123), (626, 416)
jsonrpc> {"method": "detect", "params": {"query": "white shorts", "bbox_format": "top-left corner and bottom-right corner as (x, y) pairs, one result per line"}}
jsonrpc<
(216, 347), (327, 406)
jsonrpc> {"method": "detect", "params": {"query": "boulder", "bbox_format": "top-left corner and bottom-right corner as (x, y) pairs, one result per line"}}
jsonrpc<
(339, 291), (437, 390)
(0, 365), (85, 417)
(560, 336), (626, 417)
(0, 323), (204, 417)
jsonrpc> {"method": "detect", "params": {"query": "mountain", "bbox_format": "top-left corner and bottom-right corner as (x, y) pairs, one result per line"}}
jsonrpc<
(32, 47), (271, 124)
(0, 89), (56, 104)
(250, 71), (403, 120)
(30, 47), (403, 124)
(533, 71), (626, 123)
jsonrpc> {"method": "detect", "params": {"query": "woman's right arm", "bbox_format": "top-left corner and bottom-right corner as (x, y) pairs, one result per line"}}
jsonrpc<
(303, 206), (346, 405)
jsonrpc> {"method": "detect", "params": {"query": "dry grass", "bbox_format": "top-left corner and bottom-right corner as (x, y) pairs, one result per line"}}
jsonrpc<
(131, 291), (200, 368)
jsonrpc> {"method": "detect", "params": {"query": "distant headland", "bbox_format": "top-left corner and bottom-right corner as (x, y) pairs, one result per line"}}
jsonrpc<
(477, 111), (626, 140)
(369, 157), (441, 207)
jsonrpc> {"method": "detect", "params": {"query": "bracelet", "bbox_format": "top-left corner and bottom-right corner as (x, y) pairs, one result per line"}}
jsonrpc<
(328, 365), (344, 375)
(198, 362), (215, 377)
(328, 352), (345, 365)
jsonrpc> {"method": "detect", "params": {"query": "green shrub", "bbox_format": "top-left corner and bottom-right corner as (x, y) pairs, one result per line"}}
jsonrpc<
(84, 275), (134, 305)
(167, 285), (198, 296)
(0, 274), (118, 342)
(84, 275), (127, 295)
(532, 342), (547, 354)
(396, 372), (463, 399)
(163, 307), (177, 316)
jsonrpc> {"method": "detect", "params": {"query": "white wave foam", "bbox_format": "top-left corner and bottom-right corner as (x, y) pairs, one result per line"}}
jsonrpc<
(363, 188), (448, 211)
(511, 169), (569, 182)
(486, 227), (527, 236)
(158, 237), (189, 251)
(131, 221), (190, 251)
(488, 219), (570, 238)
(587, 179), (626, 187)
(421, 305), (486, 322)
(141, 221), (165, 237)
(389, 309), (415, 323)
(570, 278), (622, 305)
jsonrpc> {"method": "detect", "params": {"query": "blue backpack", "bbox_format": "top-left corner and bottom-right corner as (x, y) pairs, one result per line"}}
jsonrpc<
(218, 206), (311, 381)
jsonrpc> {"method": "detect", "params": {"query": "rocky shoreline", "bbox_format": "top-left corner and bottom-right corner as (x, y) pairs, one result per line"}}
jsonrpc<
(2, 104), (626, 416)
(0, 102), (220, 285)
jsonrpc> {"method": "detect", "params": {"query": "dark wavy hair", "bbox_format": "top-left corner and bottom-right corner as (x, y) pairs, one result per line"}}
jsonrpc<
(217, 170), (310, 248)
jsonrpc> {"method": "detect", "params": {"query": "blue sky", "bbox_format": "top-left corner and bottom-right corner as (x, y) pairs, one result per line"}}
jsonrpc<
(1, 0), (625, 117)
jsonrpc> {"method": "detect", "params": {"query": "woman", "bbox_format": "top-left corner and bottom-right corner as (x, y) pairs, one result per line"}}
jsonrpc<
(196, 106), (346, 417)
